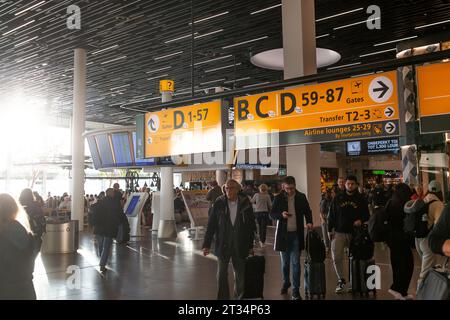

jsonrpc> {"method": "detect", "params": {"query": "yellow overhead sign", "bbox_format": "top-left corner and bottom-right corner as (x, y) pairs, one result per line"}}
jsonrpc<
(159, 80), (174, 93)
(144, 101), (223, 158)
(234, 71), (399, 148)
(417, 61), (450, 133)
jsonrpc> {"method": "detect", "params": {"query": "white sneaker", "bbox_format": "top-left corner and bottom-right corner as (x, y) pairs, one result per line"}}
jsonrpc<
(388, 289), (404, 300)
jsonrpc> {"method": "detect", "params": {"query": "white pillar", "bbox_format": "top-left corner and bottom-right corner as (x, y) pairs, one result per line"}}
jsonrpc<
(71, 48), (86, 231)
(283, 0), (321, 226)
(216, 170), (227, 187)
(158, 90), (177, 238)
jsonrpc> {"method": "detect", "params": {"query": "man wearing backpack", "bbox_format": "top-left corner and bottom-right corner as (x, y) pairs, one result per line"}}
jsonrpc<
(414, 180), (445, 289)
(328, 175), (370, 294)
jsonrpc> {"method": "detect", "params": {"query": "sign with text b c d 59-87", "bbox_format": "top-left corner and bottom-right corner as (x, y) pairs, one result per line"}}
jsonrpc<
(234, 71), (399, 149)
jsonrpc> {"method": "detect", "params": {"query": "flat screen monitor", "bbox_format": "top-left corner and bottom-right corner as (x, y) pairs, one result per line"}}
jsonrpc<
(346, 138), (400, 157)
(96, 134), (115, 167)
(132, 132), (156, 166)
(87, 136), (102, 170)
(125, 195), (140, 216)
(112, 132), (133, 167)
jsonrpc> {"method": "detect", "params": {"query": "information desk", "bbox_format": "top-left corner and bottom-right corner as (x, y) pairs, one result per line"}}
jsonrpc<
(41, 220), (79, 254)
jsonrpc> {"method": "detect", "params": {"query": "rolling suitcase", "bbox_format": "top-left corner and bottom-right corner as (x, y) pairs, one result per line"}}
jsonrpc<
(304, 261), (326, 299)
(304, 230), (326, 299)
(243, 255), (265, 299)
(349, 256), (377, 297)
(417, 259), (450, 300)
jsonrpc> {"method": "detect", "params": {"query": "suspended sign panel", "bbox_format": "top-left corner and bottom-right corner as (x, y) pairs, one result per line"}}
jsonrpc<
(417, 61), (450, 134)
(144, 101), (224, 158)
(234, 71), (400, 149)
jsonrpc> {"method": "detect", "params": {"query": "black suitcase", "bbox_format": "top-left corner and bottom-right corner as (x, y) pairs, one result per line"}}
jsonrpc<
(243, 255), (265, 299)
(349, 256), (377, 297)
(304, 261), (326, 299)
(417, 261), (450, 300)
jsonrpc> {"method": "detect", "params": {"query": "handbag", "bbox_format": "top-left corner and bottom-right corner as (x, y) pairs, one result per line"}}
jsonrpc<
(416, 258), (450, 300)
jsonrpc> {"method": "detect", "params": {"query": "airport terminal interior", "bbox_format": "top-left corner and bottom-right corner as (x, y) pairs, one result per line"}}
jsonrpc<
(0, 0), (450, 302)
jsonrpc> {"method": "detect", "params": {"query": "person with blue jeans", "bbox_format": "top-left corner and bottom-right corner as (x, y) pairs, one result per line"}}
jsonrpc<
(271, 176), (313, 300)
(91, 188), (121, 273)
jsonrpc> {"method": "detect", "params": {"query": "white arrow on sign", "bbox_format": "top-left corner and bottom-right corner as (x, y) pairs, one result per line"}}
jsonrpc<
(385, 122), (396, 134)
(384, 106), (395, 118)
(369, 76), (394, 103)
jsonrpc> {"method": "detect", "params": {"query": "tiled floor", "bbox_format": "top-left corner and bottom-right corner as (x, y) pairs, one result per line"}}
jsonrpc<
(33, 225), (427, 300)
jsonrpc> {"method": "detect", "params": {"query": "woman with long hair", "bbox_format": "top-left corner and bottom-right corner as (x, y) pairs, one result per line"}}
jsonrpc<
(0, 193), (37, 300)
(19, 188), (46, 251)
(386, 183), (414, 300)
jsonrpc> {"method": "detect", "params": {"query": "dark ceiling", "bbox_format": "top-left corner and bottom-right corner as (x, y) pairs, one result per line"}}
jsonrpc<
(0, 0), (449, 125)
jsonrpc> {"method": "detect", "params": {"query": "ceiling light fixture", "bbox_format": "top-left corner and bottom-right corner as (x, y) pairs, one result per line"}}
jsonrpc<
(91, 45), (119, 55)
(190, 11), (229, 25)
(317, 7), (364, 22)
(374, 35), (418, 46)
(224, 77), (251, 84)
(110, 84), (131, 91)
(2, 20), (35, 36)
(195, 29), (224, 39)
(415, 19), (450, 29)
(243, 82), (270, 88)
(100, 56), (127, 64)
(327, 62), (361, 70)
(15, 1), (46, 16)
(16, 54), (38, 63)
(205, 63), (242, 73)
(334, 17), (380, 30)
(359, 48), (397, 57)
(316, 34), (330, 39)
(14, 36), (39, 47)
(164, 33), (199, 44)
(194, 54), (233, 66)
(222, 36), (268, 49)
(154, 51), (183, 60)
(146, 66), (171, 73)
(199, 78), (226, 86)
(147, 74), (169, 81)
(250, 4), (282, 15)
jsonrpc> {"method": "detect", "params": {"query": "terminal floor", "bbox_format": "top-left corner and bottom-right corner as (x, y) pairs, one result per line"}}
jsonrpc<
(33, 226), (428, 300)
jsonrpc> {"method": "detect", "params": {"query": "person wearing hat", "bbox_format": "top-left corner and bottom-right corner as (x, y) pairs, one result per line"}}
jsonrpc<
(415, 180), (445, 290)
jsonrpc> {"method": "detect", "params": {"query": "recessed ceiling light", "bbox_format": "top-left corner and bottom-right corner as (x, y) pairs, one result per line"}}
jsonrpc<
(190, 11), (229, 25)
(15, 1), (46, 16)
(243, 82), (270, 88)
(164, 33), (199, 44)
(316, 7), (364, 22)
(374, 36), (418, 46)
(224, 77), (251, 84)
(316, 34), (330, 39)
(205, 63), (241, 73)
(199, 78), (226, 86)
(415, 19), (450, 29)
(3, 20), (35, 36)
(147, 74), (169, 81)
(222, 36), (268, 49)
(359, 48), (396, 57)
(250, 4), (282, 15)
(91, 45), (119, 55)
(327, 62), (361, 70)
(110, 84), (131, 91)
(146, 66), (172, 74)
(195, 29), (224, 39)
(14, 36), (39, 47)
(195, 55), (233, 66)
(333, 17), (380, 30)
(154, 51), (183, 60)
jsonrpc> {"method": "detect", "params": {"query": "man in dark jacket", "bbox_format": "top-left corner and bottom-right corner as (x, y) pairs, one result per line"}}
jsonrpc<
(270, 176), (313, 300)
(202, 179), (256, 300)
(206, 181), (223, 207)
(429, 204), (450, 257)
(328, 175), (370, 294)
(93, 188), (122, 273)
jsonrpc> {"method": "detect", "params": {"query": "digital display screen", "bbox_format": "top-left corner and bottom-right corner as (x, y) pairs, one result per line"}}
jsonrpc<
(346, 138), (400, 156)
(87, 136), (102, 170)
(112, 133), (132, 166)
(125, 195), (140, 216)
(96, 134), (114, 167)
(133, 132), (156, 166)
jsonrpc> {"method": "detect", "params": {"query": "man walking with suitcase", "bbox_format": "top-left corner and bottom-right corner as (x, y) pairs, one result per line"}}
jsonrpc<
(202, 179), (256, 300)
(270, 176), (313, 300)
(328, 175), (370, 294)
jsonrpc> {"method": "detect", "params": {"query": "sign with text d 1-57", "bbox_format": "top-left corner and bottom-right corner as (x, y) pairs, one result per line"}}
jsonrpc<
(144, 101), (223, 158)
(234, 71), (399, 149)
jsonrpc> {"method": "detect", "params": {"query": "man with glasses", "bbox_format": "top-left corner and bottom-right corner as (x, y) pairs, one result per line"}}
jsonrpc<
(202, 179), (256, 300)
(271, 176), (313, 300)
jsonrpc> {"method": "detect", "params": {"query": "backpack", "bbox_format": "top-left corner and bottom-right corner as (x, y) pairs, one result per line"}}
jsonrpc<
(350, 225), (375, 260)
(367, 201), (391, 242)
(403, 199), (436, 238)
(305, 230), (326, 263)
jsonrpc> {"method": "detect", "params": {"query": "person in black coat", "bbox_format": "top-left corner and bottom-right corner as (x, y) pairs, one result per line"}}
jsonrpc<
(92, 188), (122, 273)
(429, 204), (450, 257)
(202, 179), (256, 300)
(0, 193), (37, 300)
(270, 176), (313, 300)
(385, 183), (414, 300)
(19, 188), (46, 252)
